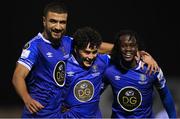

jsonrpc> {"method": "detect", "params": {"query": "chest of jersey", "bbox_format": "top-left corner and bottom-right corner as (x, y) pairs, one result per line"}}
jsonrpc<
(64, 55), (107, 105)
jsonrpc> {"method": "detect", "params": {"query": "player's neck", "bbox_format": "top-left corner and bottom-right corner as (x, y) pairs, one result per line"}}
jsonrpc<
(42, 32), (48, 40)
(120, 59), (137, 70)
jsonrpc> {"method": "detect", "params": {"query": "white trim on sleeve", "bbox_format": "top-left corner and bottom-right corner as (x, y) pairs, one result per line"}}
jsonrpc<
(17, 61), (31, 71)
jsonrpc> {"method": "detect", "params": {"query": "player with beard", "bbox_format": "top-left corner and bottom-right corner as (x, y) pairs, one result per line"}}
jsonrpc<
(12, 2), (72, 117)
(103, 30), (176, 118)
(12, 1), (160, 118)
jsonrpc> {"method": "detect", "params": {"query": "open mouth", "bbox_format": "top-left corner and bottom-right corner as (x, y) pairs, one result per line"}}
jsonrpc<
(85, 60), (93, 65)
(53, 32), (62, 37)
(84, 59), (94, 66)
(124, 52), (132, 57)
(122, 52), (134, 60)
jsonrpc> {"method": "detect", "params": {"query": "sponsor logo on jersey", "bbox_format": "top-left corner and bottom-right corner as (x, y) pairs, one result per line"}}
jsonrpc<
(92, 65), (98, 72)
(74, 80), (94, 102)
(60, 46), (70, 59)
(46, 52), (53, 57)
(67, 71), (75, 76)
(138, 74), (148, 84)
(21, 49), (30, 59)
(117, 86), (142, 112)
(53, 61), (66, 87)
(21, 42), (30, 58)
(91, 65), (100, 77)
(23, 42), (30, 49)
(115, 75), (121, 80)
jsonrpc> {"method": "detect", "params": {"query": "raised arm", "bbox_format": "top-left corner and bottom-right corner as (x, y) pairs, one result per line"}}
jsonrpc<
(99, 42), (114, 54)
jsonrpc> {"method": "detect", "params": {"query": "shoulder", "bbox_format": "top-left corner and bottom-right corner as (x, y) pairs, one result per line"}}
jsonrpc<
(62, 35), (73, 42)
(26, 33), (46, 45)
(155, 68), (164, 80)
(139, 63), (165, 79)
(97, 54), (110, 64)
(98, 53), (110, 59)
(23, 34), (43, 50)
(61, 35), (73, 47)
(93, 54), (110, 69)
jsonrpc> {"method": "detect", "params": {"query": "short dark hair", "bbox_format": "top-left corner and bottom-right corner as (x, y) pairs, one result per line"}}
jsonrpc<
(43, 1), (68, 17)
(73, 27), (102, 50)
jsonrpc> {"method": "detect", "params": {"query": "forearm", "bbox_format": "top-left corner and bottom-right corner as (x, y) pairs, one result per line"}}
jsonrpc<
(12, 76), (31, 103)
(12, 63), (31, 103)
(158, 85), (177, 118)
(99, 42), (114, 54)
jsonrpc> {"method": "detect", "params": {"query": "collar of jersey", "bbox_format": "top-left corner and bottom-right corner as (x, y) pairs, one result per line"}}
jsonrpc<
(70, 55), (79, 65)
(135, 60), (142, 70)
(38, 32), (51, 44)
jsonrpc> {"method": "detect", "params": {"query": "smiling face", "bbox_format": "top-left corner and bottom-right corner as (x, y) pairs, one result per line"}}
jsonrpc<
(43, 11), (68, 46)
(76, 43), (98, 68)
(72, 27), (102, 68)
(120, 35), (138, 62)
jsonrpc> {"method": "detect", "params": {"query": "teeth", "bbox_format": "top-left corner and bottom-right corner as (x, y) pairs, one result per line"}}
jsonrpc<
(125, 56), (131, 58)
(124, 53), (132, 58)
(126, 53), (131, 55)
(126, 54), (131, 56)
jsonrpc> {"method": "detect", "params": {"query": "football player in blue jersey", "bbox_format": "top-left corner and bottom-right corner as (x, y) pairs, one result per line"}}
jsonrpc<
(61, 27), (110, 118)
(11, 1), (159, 118)
(61, 27), (160, 118)
(103, 30), (176, 118)
(99, 41), (159, 75)
(12, 1), (72, 118)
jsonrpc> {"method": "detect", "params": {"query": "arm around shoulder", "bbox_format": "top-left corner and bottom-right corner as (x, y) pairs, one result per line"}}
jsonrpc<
(99, 42), (114, 54)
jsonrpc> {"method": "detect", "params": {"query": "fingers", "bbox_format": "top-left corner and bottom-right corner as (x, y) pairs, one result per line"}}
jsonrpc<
(145, 64), (154, 75)
(140, 50), (150, 56)
(145, 63), (150, 74)
(136, 51), (140, 60)
(153, 61), (159, 72)
(149, 64), (153, 75)
(26, 99), (44, 114)
(28, 104), (37, 114)
(145, 63), (159, 75)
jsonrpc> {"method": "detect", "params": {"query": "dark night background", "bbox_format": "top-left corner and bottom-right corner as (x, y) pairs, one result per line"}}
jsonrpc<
(0, 0), (179, 117)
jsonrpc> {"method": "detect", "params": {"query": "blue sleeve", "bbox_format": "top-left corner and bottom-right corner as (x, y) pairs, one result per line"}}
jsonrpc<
(18, 40), (39, 70)
(158, 85), (177, 118)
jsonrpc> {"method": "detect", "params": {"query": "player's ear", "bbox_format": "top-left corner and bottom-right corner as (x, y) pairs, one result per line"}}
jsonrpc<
(74, 46), (77, 53)
(43, 16), (46, 26)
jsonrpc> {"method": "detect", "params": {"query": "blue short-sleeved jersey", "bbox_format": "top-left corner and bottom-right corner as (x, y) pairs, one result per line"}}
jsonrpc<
(62, 54), (109, 118)
(18, 33), (72, 117)
(104, 61), (166, 118)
